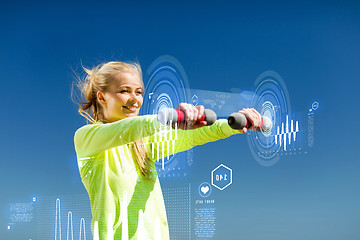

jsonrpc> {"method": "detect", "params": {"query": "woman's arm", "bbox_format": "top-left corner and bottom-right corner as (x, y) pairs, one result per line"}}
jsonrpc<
(146, 118), (240, 161)
(74, 115), (160, 158)
(145, 107), (262, 161)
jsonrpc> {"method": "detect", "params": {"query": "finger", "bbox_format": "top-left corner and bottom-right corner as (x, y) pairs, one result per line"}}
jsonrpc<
(183, 103), (189, 121)
(250, 108), (262, 129)
(239, 108), (254, 127)
(178, 103), (192, 122)
(196, 105), (205, 120)
(183, 103), (192, 124)
(242, 108), (259, 130)
(191, 104), (199, 122)
(176, 102), (186, 110)
(239, 108), (251, 118)
(177, 103), (201, 126)
(176, 103), (187, 116)
(251, 108), (261, 120)
(188, 103), (198, 122)
(192, 121), (207, 129)
(176, 122), (188, 130)
(248, 109), (258, 130)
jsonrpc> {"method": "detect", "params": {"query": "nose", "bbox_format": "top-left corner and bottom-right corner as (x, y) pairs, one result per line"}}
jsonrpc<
(129, 92), (136, 98)
(127, 93), (138, 104)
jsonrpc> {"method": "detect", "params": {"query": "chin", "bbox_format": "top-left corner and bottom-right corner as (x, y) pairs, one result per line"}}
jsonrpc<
(126, 112), (139, 117)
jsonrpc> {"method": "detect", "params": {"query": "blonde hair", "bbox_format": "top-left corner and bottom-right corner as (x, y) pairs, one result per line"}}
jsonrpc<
(73, 61), (152, 179)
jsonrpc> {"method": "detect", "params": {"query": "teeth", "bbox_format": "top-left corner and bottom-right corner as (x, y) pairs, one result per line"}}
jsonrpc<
(124, 106), (137, 110)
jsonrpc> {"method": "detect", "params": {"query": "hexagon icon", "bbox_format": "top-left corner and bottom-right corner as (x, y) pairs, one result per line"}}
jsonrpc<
(211, 164), (232, 190)
(312, 101), (319, 111)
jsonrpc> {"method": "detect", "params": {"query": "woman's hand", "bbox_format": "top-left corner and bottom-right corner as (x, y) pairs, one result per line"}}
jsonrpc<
(238, 108), (262, 133)
(175, 103), (208, 130)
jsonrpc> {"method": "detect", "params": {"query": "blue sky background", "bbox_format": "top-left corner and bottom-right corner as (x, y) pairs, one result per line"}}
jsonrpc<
(1, 0), (359, 239)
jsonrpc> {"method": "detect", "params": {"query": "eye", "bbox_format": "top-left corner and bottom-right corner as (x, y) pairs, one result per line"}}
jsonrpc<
(119, 90), (128, 93)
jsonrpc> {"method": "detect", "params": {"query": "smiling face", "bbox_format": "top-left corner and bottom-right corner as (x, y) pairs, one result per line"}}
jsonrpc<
(97, 71), (144, 122)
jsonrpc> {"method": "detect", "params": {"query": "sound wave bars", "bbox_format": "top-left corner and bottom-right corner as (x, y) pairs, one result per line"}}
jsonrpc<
(274, 115), (299, 151)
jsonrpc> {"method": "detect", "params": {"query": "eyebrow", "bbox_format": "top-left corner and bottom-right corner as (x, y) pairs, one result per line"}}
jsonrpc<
(119, 86), (144, 90)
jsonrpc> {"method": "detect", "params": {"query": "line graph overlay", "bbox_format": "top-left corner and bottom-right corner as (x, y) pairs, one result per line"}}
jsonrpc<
(54, 198), (90, 240)
(32, 195), (92, 240)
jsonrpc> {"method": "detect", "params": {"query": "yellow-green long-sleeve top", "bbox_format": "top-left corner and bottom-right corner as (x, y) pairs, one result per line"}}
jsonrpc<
(74, 115), (240, 240)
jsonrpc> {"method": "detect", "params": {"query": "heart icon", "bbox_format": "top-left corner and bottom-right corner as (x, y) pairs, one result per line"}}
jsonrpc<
(201, 186), (209, 194)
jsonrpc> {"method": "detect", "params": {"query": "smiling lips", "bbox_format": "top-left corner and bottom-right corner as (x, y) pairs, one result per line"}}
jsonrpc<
(123, 106), (138, 112)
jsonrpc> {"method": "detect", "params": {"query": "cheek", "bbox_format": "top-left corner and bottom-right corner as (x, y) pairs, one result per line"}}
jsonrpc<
(116, 95), (128, 104)
(138, 96), (143, 106)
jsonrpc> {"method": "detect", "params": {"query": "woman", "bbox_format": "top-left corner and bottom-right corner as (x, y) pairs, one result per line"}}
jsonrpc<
(73, 61), (262, 239)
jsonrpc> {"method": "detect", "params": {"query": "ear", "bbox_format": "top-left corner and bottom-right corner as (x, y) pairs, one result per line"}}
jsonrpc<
(97, 91), (106, 106)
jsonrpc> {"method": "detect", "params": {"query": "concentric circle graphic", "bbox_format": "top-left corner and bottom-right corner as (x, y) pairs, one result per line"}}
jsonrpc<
(141, 55), (191, 169)
(247, 71), (291, 167)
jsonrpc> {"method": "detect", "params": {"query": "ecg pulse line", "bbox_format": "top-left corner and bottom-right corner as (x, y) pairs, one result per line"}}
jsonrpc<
(274, 115), (299, 151)
(67, 212), (73, 240)
(55, 198), (87, 240)
(56, 196), (162, 240)
(55, 199), (61, 240)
